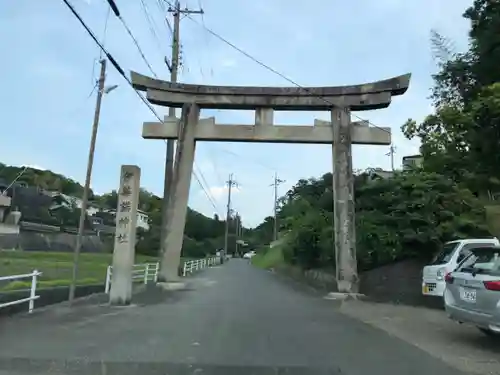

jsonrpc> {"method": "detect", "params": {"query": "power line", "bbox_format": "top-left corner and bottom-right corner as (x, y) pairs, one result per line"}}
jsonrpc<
(99, 5), (111, 60)
(165, 0), (397, 159)
(186, 14), (399, 161)
(61, 0), (219, 211)
(139, 0), (164, 52)
(193, 161), (221, 214)
(63, 0), (160, 118)
(185, 15), (398, 146)
(1, 166), (29, 196)
(105, 0), (158, 78)
(165, 15), (174, 35)
(170, 1), (397, 167)
(155, 0), (174, 37)
(188, 17), (381, 126)
(205, 145), (224, 187)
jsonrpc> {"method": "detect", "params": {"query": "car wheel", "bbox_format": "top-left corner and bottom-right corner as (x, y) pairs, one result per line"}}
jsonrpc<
(478, 327), (500, 337)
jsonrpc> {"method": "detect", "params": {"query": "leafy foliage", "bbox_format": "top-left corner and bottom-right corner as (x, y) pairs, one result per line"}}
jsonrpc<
(250, 0), (500, 273)
(0, 164), (91, 198)
(251, 172), (490, 271)
(403, 0), (500, 198)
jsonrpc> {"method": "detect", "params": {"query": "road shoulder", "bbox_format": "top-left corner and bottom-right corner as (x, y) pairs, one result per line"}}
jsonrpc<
(339, 300), (500, 375)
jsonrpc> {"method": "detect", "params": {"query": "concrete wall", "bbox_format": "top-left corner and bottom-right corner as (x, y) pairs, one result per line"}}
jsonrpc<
(277, 258), (443, 309)
(0, 231), (106, 252)
(0, 284), (105, 316)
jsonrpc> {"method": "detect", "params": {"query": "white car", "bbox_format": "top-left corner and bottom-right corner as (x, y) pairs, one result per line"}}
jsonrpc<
(243, 251), (256, 259)
(422, 238), (500, 297)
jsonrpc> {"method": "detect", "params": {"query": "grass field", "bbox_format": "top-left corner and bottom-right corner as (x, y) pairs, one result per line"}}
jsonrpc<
(0, 251), (157, 291)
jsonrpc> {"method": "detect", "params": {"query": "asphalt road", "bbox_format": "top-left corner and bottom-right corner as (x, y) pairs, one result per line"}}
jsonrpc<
(0, 259), (465, 375)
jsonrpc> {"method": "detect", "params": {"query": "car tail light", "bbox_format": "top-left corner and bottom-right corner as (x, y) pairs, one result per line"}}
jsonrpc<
(483, 280), (500, 291)
(445, 272), (454, 284)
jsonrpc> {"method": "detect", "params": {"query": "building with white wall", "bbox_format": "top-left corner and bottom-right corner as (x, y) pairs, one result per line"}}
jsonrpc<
(402, 155), (423, 171)
(101, 208), (150, 231)
(49, 192), (150, 231)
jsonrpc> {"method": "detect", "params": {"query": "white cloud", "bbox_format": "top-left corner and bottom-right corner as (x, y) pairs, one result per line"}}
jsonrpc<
(207, 185), (241, 200)
(220, 59), (237, 68)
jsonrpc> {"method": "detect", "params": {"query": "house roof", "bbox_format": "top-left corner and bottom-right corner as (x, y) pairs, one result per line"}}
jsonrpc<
(367, 168), (394, 179)
(402, 154), (422, 160)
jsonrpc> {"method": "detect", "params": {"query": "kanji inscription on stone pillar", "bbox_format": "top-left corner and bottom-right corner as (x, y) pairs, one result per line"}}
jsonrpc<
(109, 165), (141, 305)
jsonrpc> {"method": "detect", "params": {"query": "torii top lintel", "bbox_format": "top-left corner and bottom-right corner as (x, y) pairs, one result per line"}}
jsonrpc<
(130, 71), (411, 111)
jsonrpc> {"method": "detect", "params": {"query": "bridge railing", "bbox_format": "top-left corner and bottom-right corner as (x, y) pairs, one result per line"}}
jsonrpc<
(183, 257), (218, 276)
(105, 262), (159, 294)
(0, 270), (42, 313)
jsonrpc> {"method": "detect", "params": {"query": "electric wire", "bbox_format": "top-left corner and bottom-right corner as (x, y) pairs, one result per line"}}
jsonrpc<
(62, 0), (218, 209)
(139, 0), (164, 52)
(105, 0), (158, 77)
(184, 12), (399, 162)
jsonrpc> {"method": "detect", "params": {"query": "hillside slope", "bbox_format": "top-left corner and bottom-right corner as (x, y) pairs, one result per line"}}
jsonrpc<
(0, 163), (226, 256)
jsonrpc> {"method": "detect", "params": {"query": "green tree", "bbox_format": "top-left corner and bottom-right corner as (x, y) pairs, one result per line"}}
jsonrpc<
(403, 0), (500, 198)
(253, 170), (491, 271)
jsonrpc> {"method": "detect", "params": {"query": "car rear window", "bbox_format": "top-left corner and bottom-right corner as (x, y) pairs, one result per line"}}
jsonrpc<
(457, 247), (500, 276)
(431, 242), (459, 265)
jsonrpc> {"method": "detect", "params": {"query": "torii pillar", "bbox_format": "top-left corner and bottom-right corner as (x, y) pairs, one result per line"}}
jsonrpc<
(160, 103), (199, 283)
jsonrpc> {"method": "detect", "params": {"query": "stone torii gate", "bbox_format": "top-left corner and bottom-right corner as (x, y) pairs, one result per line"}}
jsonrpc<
(131, 71), (411, 294)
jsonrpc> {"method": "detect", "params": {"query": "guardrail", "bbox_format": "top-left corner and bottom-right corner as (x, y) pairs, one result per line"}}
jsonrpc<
(0, 270), (42, 313)
(183, 257), (218, 276)
(105, 262), (159, 294)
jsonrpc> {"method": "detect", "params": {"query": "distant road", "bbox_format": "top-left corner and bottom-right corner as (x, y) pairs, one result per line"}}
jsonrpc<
(0, 259), (463, 375)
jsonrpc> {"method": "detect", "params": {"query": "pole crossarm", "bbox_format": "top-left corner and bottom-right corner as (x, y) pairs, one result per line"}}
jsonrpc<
(142, 117), (391, 145)
(130, 71), (411, 111)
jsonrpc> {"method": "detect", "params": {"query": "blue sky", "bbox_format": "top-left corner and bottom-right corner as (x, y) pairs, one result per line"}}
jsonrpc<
(0, 0), (472, 227)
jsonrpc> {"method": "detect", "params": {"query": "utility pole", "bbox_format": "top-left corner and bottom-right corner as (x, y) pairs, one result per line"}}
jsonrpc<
(239, 224), (244, 255)
(224, 173), (237, 257)
(234, 212), (240, 256)
(270, 172), (285, 242)
(160, 1), (204, 257)
(386, 144), (396, 172)
(69, 59), (107, 304)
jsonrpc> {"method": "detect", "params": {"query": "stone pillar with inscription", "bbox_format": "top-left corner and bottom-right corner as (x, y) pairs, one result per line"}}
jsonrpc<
(109, 165), (141, 305)
(331, 108), (359, 293)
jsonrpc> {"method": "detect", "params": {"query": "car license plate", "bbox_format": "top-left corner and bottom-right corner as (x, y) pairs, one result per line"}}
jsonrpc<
(459, 287), (476, 303)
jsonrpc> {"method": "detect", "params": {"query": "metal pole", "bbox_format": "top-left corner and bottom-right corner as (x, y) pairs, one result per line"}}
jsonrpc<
(386, 145), (395, 172)
(69, 58), (107, 304)
(273, 173), (278, 241)
(235, 213), (239, 256)
(390, 146), (395, 171)
(224, 173), (233, 258)
(271, 173), (284, 242)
